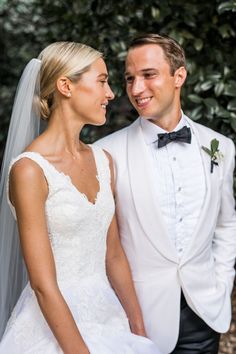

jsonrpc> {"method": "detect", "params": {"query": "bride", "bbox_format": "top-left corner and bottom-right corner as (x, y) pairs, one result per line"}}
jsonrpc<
(0, 42), (162, 353)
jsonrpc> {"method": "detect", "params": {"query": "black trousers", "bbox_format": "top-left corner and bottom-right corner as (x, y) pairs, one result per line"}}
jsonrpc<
(170, 292), (221, 354)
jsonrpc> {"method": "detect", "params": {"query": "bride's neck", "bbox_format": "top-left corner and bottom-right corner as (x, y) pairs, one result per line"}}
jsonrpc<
(43, 112), (85, 157)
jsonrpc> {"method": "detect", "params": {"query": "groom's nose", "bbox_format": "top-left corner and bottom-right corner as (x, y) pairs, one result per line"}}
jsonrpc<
(129, 77), (146, 96)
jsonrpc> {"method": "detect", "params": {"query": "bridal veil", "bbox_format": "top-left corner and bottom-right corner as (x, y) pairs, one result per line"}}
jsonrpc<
(0, 59), (41, 337)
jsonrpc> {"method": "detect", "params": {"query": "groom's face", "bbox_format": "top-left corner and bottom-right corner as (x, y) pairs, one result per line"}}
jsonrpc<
(125, 44), (182, 122)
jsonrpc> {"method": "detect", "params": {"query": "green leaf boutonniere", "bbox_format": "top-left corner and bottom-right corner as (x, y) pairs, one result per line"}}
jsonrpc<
(202, 139), (224, 173)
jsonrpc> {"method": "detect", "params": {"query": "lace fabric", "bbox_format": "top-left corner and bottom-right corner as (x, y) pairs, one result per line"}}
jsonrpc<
(0, 146), (161, 354)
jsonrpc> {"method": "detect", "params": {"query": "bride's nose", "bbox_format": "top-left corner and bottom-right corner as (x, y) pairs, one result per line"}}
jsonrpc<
(106, 84), (115, 101)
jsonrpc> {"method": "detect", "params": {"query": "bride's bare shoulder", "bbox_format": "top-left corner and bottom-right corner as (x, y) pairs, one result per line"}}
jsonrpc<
(9, 156), (44, 186)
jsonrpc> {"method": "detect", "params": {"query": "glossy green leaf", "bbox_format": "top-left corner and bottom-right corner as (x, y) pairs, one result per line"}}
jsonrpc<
(218, 1), (236, 14)
(211, 139), (219, 152)
(218, 24), (236, 38)
(227, 99), (236, 111)
(217, 106), (231, 118)
(202, 146), (212, 156)
(204, 98), (219, 113)
(200, 81), (214, 91)
(194, 39), (203, 51)
(230, 116), (236, 132)
(189, 106), (203, 121)
(188, 94), (202, 103)
(214, 82), (225, 97)
(151, 6), (160, 19)
(224, 82), (236, 97)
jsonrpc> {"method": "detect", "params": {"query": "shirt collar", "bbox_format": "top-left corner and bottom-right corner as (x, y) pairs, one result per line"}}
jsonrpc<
(140, 112), (189, 145)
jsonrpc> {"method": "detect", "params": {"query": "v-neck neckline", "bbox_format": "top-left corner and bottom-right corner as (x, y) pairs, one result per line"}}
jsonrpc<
(27, 145), (101, 206)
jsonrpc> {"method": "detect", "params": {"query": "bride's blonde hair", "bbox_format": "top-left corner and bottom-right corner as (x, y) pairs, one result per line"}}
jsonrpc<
(38, 42), (102, 120)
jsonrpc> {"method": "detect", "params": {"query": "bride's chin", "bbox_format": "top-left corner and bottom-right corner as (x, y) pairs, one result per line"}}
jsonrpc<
(92, 117), (106, 126)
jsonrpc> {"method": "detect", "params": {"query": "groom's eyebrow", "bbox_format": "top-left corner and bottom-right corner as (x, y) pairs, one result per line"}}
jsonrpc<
(124, 68), (158, 76)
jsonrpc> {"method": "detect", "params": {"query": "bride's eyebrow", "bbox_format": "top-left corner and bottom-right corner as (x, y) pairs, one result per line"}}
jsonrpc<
(97, 73), (108, 79)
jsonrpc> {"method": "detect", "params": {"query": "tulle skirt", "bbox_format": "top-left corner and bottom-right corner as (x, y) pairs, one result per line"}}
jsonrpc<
(0, 276), (162, 354)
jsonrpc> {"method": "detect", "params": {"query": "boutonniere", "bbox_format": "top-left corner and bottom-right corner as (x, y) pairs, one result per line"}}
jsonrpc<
(202, 139), (224, 173)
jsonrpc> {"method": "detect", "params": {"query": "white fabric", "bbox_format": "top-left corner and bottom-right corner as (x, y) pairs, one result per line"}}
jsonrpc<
(140, 116), (206, 257)
(0, 146), (161, 354)
(95, 113), (236, 354)
(0, 59), (41, 338)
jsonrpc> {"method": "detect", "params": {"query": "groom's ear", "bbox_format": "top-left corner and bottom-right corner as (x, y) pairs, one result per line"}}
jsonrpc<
(56, 76), (72, 97)
(174, 67), (187, 88)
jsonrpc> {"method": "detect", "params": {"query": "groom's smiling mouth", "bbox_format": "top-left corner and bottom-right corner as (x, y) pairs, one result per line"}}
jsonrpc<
(136, 97), (152, 108)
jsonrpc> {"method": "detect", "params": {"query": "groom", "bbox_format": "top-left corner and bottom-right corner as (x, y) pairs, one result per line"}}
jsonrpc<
(96, 33), (236, 353)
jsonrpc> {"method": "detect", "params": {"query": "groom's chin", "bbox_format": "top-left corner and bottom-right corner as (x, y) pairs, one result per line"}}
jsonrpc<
(140, 115), (155, 120)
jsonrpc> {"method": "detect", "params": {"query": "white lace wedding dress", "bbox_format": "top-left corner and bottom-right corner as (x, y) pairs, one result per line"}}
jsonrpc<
(0, 146), (162, 354)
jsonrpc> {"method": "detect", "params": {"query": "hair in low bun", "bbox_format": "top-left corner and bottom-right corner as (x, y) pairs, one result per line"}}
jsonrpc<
(39, 96), (52, 120)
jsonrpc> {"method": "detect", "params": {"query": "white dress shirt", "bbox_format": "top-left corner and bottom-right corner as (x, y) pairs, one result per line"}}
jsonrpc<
(140, 114), (206, 257)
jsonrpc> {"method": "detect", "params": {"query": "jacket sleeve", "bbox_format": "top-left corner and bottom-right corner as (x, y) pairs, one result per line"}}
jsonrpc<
(213, 138), (236, 294)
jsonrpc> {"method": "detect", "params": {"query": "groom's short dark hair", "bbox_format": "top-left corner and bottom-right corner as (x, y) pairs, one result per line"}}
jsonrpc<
(128, 33), (186, 76)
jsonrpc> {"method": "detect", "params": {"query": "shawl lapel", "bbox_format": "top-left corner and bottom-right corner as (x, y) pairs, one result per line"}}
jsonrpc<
(127, 119), (179, 262)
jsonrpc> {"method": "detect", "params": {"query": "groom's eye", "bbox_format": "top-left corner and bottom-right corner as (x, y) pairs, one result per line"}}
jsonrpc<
(125, 76), (134, 83)
(143, 71), (157, 79)
(144, 73), (154, 78)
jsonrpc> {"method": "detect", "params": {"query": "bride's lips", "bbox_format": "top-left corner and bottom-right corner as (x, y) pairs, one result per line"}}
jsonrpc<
(135, 97), (152, 109)
(101, 102), (108, 110)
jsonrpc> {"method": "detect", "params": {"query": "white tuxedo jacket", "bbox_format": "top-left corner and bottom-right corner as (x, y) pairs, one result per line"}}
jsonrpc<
(95, 114), (236, 353)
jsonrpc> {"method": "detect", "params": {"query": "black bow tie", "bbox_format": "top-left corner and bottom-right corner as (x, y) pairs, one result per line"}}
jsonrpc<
(157, 126), (191, 148)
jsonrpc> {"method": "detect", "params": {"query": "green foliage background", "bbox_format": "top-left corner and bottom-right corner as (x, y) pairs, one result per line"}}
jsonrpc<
(0, 0), (236, 167)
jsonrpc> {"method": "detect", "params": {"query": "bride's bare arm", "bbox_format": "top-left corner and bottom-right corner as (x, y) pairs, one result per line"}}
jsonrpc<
(104, 152), (147, 337)
(9, 158), (90, 354)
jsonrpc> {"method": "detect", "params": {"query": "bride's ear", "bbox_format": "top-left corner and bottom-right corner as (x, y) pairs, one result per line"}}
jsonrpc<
(56, 77), (72, 97)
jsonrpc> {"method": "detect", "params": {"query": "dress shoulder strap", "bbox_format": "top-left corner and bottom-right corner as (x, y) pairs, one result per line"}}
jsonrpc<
(7, 152), (54, 218)
(90, 145), (111, 191)
(8, 151), (55, 182)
